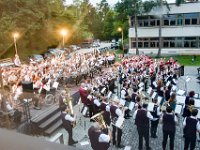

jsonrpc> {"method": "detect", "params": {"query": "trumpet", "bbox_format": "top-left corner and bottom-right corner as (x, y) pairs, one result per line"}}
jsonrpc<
(91, 111), (107, 129)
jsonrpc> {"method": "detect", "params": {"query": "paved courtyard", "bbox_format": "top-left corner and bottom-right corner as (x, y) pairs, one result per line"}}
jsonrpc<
(42, 66), (200, 150)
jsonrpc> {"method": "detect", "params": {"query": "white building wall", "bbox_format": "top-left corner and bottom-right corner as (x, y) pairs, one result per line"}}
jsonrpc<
(129, 26), (200, 38)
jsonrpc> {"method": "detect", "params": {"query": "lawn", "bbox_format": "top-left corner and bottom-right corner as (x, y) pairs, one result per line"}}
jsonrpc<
(165, 55), (200, 66)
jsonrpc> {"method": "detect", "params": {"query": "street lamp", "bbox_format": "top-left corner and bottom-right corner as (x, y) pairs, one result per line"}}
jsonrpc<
(13, 32), (19, 55)
(117, 27), (124, 57)
(60, 29), (67, 49)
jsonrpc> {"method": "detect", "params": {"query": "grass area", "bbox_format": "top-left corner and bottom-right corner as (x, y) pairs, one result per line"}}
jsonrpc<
(165, 55), (200, 66)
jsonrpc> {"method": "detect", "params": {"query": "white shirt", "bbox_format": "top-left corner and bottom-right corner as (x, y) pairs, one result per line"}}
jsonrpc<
(107, 105), (123, 117)
(65, 114), (75, 122)
(133, 108), (153, 120)
(99, 133), (110, 143)
(183, 116), (200, 131)
(121, 88), (126, 99)
(94, 99), (101, 107)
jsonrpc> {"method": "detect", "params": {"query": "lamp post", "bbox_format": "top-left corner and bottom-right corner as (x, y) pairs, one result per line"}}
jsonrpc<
(13, 33), (19, 55)
(117, 27), (124, 57)
(60, 29), (67, 49)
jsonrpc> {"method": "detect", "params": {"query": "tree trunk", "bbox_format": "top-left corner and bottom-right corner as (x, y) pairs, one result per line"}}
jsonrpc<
(157, 15), (162, 57)
(134, 14), (139, 55)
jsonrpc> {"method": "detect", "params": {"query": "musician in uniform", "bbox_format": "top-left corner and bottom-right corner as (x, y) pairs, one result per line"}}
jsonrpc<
(109, 97), (125, 148)
(100, 98), (111, 126)
(121, 83), (131, 119)
(88, 122), (111, 150)
(60, 107), (78, 146)
(59, 90), (67, 111)
(183, 108), (200, 150)
(161, 106), (178, 150)
(150, 99), (161, 138)
(133, 103), (153, 150)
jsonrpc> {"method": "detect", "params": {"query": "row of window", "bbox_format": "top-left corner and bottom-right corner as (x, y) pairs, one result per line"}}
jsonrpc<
(131, 13), (200, 27)
(131, 37), (200, 48)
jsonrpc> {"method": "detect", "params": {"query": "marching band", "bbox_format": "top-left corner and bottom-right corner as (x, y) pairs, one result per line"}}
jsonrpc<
(1, 48), (200, 150)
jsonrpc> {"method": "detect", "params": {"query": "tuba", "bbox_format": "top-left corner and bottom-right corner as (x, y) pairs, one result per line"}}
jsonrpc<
(91, 111), (107, 129)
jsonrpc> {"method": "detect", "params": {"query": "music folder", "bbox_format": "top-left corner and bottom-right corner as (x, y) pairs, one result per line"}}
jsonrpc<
(197, 109), (200, 119)
(177, 89), (185, 96)
(128, 102), (135, 111)
(147, 102), (154, 112)
(120, 99), (126, 106)
(115, 117), (124, 128)
(52, 82), (59, 89)
(175, 105), (182, 114)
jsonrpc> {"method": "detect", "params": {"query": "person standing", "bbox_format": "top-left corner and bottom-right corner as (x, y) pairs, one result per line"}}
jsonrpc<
(60, 107), (78, 146)
(109, 97), (125, 148)
(88, 122), (111, 150)
(183, 109), (200, 150)
(150, 99), (161, 138)
(161, 106), (178, 150)
(133, 103), (153, 150)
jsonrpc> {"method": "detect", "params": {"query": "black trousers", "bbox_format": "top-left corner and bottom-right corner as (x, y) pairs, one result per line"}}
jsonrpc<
(151, 120), (159, 137)
(112, 125), (122, 146)
(65, 126), (75, 145)
(162, 130), (175, 150)
(184, 136), (196, 150)
(87, 104), (94, 118)
(137, 126), (150, 150)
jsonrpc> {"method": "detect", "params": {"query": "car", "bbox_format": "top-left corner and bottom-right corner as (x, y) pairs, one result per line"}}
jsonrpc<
(29, 54), (44, 63)
(48, 48), (64, 56)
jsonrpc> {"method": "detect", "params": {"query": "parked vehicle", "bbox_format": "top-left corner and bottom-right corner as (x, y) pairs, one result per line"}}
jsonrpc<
(29, 54), (44, 63)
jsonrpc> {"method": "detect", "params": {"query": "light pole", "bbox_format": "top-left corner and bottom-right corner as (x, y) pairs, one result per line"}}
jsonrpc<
(60, 29), (67, 49)
(13, 32), (19, 55)
(118, 27), (124, 57)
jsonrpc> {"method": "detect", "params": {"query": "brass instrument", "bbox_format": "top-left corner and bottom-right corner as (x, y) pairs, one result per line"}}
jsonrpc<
(64, 89), (76, 128)
(91, 111), (107, 129)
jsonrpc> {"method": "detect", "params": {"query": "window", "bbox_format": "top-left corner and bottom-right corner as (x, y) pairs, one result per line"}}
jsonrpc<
(144, 42), (149, 48)
(184, 37), (197, 48)
(144, 20), (149, 26)
(184, 13), (199, 25)
(177, 14), (183, 25)
(138, 42), (143, 47)
(150, 20), (156, 26)
(163, 41), (169, 48)
(131, 42), (136, 48)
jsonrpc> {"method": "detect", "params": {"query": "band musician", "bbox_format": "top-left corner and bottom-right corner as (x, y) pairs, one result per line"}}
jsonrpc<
(88, 122), (111, 150)
(109, 97), (125, 148)
(60, 107), (78, 146)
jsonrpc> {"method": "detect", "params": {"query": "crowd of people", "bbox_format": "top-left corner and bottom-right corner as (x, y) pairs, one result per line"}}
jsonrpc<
(60, 54), (200, 150)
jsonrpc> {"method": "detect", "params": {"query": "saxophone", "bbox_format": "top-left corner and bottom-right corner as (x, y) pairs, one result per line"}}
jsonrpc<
(64, 92), (76, 128)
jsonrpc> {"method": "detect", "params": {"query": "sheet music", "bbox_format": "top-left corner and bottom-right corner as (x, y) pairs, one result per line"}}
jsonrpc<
(172, 85), (177, 91)
(176, 96), (186, 105)
(175, 105), (182, 114)
(153, 81), (157, 88)
(147, 87), (152, 95)
(138, 82), (144, 88)
(128, 102), (135, 111)
(197, 109), (200, 119)
(43, 85), (50, 91)
(166, 81), (170, 87)
(177, 89), (186, 96)
(194, 94), (199, 99)
(147, 102), (155, 112)
(107, 91), (112, 99)
(138, 87), (144, 93)
(120, 99), (126, 106)
(52, 82), (59, 89)
(157, 96), (163, 105)
(124, 146), (131, 150)
(80, 141), (89, 146)
(194, 99), (200, 108)
(115, 117), (124, 128)
(151, 92), (157, 99)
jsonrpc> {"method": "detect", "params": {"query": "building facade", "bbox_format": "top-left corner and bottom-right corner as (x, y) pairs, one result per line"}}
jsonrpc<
(128, 2), (200, 55)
